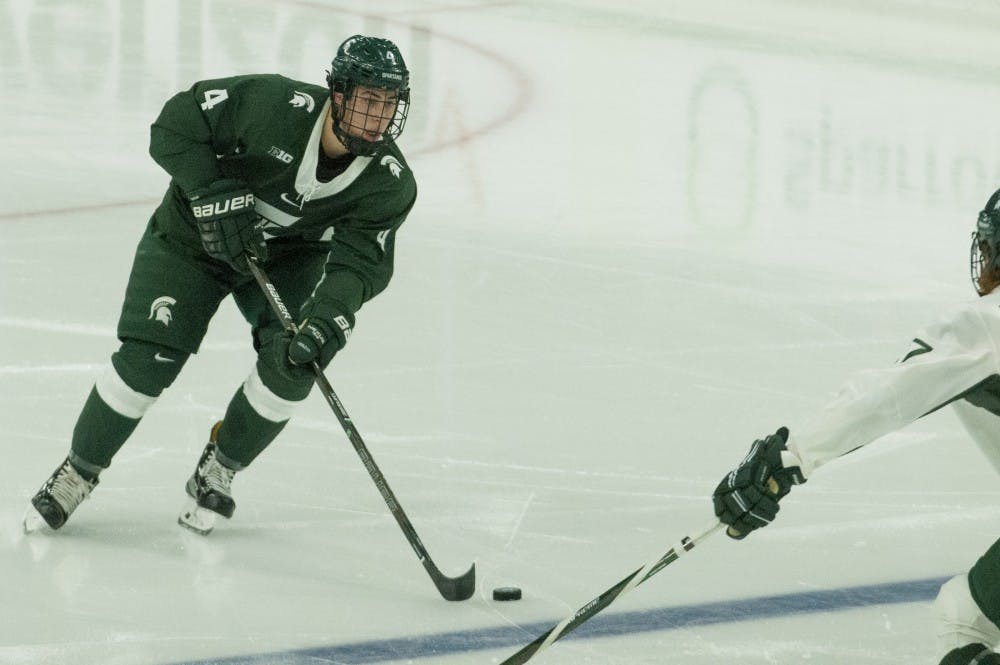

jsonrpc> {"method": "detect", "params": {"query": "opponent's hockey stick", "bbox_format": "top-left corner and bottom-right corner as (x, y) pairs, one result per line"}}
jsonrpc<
(500, 519), (723, 664)
(247, 258), (476, 601)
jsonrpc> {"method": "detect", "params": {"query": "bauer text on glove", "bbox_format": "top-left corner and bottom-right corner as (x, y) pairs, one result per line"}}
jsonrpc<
(189, 179), (267, 273)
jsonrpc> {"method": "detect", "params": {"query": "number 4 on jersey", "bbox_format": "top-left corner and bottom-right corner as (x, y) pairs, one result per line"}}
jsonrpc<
(200, 89), (229, 111)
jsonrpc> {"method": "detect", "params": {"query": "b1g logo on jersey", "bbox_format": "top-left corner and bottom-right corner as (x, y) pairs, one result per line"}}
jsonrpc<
(192, 193), (255, 219)
(148, 296), (177, 326)
(268, 146), (294, 164)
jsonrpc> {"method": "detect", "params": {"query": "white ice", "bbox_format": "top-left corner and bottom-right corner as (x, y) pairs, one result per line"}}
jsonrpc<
(4, 0), (1000, 663)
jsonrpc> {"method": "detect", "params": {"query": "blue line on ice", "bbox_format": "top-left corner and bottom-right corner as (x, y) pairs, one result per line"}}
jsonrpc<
(169, 576), (949, 664)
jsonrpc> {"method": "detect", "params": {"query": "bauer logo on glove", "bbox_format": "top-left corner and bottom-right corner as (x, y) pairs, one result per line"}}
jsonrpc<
(191, 193), (255, 219)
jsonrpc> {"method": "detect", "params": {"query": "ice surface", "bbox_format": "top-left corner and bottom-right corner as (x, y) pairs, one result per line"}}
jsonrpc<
(4, 1), (1000, 663)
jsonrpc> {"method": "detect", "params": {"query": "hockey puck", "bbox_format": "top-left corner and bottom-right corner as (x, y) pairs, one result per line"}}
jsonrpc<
(493, 586), (522, 601)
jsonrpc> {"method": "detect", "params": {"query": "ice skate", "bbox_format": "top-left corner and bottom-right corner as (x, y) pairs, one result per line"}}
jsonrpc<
(178, 422), (237, 535)
(24, 457), (99, 533)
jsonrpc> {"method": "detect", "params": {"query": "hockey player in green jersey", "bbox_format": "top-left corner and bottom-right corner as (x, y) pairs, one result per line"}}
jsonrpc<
(25, 34), (416, 536)
(711, 190), (1000, 663)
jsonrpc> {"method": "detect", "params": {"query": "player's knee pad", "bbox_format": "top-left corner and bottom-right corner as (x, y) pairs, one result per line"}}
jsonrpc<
(935, 574), (1000, 653)
(240, 366), (303, 422)
(111, 338), (190, 399)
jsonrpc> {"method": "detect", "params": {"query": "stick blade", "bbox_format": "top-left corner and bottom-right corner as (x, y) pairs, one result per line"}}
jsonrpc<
(427, 560), (476, 601)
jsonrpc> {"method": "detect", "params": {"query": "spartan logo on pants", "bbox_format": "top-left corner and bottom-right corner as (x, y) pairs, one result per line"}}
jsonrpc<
(148, 296), (177, 326)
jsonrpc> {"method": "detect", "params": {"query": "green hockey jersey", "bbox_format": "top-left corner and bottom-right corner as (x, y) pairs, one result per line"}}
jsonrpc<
(148, 73), (416, 316)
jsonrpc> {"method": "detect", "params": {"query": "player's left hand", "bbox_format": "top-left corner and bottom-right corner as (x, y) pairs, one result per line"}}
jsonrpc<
(286, 298), (355, 368)
(712, 427), (806, 539)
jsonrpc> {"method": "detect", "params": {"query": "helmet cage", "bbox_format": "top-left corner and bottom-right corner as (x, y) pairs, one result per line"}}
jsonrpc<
(971, 209), (1000, 295)
(329, 85), (409, 157)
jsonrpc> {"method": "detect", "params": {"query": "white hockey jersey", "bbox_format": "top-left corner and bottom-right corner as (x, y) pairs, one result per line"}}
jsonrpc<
(788, 289), (1000, 477)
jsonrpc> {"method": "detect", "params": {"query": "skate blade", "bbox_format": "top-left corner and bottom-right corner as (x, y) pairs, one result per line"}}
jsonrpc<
(22, 505), (50, 535)
(177, 497), (219, 535)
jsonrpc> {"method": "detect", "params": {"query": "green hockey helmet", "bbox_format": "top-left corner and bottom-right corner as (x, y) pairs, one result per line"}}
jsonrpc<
(326, 35), (410, 157)
(972, 188), (1000, 295)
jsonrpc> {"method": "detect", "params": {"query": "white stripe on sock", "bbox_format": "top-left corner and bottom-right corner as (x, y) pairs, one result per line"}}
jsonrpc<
(94, 365), (157, 419)
(242, 368), (299, 422)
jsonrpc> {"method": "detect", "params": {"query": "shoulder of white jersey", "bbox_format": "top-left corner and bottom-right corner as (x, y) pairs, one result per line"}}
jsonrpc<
(912, 296), (1000, 354)
(968, 290), (1000, 327)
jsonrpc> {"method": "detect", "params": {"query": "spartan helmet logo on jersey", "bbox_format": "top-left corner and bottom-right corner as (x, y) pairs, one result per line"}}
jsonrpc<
(380, 155), (404, 178)
(148, 296), (177, 326)
(325, 35), (410, 157)
(289, 91), (315, 113)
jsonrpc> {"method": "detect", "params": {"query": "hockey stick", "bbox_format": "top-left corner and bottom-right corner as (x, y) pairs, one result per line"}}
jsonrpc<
(500, 519), (723, 664)
(247, 257), (476, 601)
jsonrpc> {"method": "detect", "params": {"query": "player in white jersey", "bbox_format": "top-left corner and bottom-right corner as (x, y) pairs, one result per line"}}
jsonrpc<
(713, 189), (1000, 665)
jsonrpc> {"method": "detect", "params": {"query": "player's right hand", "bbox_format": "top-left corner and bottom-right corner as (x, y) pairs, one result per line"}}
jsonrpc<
(271, 332), (315, 383)
(712, 427), (806, 539)
(286, 297), (354, 368)
(189, 179), (267, 273)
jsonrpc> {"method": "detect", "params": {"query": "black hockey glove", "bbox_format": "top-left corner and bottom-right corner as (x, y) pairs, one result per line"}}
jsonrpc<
(271, 333), (313, 384)
(286, 297), (355, 368)
(189, 179), (267, 273)
(712, 427), (806, 539)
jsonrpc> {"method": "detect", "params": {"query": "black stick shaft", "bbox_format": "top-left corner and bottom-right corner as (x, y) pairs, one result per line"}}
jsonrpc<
(247, 259), (475, 601)
(500, 520), (722, 664)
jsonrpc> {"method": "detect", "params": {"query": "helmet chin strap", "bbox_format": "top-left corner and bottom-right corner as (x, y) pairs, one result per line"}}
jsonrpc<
(334, 126), (382, 157)
(329, 97), (385, 158)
